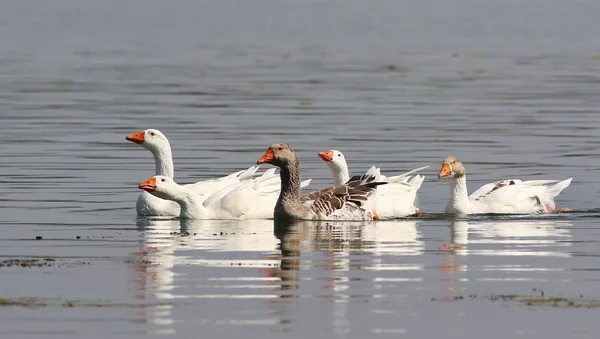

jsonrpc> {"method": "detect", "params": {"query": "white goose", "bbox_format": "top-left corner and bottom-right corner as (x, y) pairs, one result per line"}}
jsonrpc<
(257, 143), (385, 221)
(137, 170), (311, 219)
(126, 129), (275, 216)
(317, 150), (428, 218)
(437, 156), (572, 215)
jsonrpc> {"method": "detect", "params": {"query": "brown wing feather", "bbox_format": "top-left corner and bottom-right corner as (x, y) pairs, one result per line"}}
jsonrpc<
(301, 181), (386, 216)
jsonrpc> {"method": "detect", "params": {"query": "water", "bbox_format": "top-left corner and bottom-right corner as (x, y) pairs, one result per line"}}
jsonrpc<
(1, 0), (600, 337)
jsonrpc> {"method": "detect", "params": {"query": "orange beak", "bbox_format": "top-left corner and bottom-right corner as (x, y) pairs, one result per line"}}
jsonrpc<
(318, 150), (334, 162)
(438, 163), (452, 178)
(257, 149), (275, 164)
(126, 131), (145, 144)
(138, 177), (157, 192)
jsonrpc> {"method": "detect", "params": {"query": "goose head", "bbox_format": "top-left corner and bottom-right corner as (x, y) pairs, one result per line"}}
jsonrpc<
(126, 129), (170, 153)
(438, 156), (466, 179)
(138, 175), (179, 200)
(257, 143), (297, 167)
(318, 149), (347, 171)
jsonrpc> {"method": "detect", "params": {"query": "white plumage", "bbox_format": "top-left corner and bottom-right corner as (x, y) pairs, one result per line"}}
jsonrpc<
(317, 149), (428, 218)
(438, 156), (572, 215)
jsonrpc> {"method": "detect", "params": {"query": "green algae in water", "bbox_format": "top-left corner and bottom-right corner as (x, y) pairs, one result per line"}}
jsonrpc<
(593, 55), (600, 60)
(298, 100), (312, 107)
(281, 53), (290, 60)
(0, 258), (88, 268)
(431, 294), (600, 308)
(0, 297), (174, 308)
(473, 69), (487, 74)
(0, 298), (47, 308)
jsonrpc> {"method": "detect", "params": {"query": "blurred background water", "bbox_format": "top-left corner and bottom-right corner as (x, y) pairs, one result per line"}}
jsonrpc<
(1, 0), (600, 337)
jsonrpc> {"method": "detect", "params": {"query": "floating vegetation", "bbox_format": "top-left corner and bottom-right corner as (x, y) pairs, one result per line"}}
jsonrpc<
(452, 52), (460, 57)
(0, 298), (45, 308)
(58, 79), (74, 84)
(474, 51), (486, 57)
(255, 59), (263, 65)
(280, 53), (290, 60)
(123, 259), (155, 265)
(593, 55), (600, 61)
(431, 292), (600, 308)
(385, 64), (398, 71)
(298, 100), (312, 108)
(473, 68), (487, 74)
(0, 297), (173, 308)
(0, 258), (89, 268)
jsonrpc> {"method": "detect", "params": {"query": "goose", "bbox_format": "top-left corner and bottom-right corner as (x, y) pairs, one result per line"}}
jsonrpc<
(256, 143), (386, 221)
(126, 129), (273, 216)
(437, 156), (572, 215)
(137, 169), (311, 219)
(317, 149), (428, 218)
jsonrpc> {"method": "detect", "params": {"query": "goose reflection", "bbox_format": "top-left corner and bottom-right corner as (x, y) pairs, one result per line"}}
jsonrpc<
(270, 219), (423, 295)
(129, 217), (282, 333)
(439, 217), (572, 296)
(441, 217), (573, 258)
(270, 219), (422, 335)
(439, 219), (469, 289)
(469, 217), (572, 257)
(128, 217), (424, 333)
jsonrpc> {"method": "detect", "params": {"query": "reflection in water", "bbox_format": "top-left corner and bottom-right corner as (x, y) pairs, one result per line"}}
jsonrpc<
(441, 219), (469, 274)
(129, 218), (178, 334)
(441, 217), (573, 258)
(271, 219), (423, 294)
(270, 219), (422, 335)
(469, 218), (573, 257)
(128, 218), (423, 334)
(128, 216), (573, 333)
(439, 218), (573, 296)
(439, 220), (470, 294)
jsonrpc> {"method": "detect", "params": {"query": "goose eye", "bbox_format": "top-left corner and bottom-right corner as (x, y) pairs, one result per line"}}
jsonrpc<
(278, 147), (283, 151)
(337, 154), (341, 157)
(150, 132), (155, 136)
(161, 178), (165, 182)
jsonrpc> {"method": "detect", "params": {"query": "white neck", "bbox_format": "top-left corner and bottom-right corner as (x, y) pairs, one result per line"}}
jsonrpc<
(163, 185), (208, 218)
(150, 145), (175, 179)
(447, 176), (471, 214)
(328, 163), (350, 186)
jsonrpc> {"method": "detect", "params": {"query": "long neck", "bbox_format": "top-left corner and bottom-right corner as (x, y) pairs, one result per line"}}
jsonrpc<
(167, 185), (208, 218)
(448, 175), (471, 214)
(329, 162), (350, 186)
(151, 144), (174, 178)
(279, 159), (302, 203)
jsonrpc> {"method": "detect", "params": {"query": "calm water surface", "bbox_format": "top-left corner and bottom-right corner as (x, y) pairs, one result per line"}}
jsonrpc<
(1, 0), (600, 337)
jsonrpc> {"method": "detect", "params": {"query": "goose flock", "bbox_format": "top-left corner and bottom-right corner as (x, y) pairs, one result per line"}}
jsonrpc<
(127, 129), (572, 221)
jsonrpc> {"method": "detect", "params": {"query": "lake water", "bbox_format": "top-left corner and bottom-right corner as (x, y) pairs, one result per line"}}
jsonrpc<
(1, 0), (600, 337)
